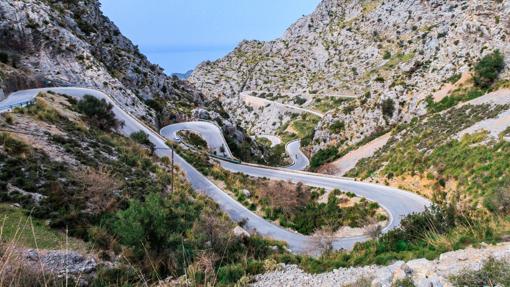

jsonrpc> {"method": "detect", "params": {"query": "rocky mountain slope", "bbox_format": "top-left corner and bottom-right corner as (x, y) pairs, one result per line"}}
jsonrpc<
(190, 0), (510, 153)
(0, 0), (272, 163)
(0, 0), (202, 127)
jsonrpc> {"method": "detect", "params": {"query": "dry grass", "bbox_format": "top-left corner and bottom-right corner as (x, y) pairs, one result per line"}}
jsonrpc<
(258, 181), (311, 216)
(0, 210), (83, 287)
(73, 166), (123, 216)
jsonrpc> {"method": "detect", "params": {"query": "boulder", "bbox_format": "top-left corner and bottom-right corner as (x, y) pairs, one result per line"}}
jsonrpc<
(233, 226), (250, 238)
(25, 249), (97, 275)
(192, 108), (210, 120)
(242, 189), (251, 197)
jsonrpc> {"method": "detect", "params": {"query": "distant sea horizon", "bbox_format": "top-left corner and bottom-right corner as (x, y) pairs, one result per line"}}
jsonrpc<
(142, 45), (235, 75)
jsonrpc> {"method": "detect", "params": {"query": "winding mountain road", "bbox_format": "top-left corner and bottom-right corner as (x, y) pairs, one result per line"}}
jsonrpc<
(162, 121), (309, 171)
(160, 121), (234, 158)
(241, 91), (325, 118)
(0, 87), (430, 254)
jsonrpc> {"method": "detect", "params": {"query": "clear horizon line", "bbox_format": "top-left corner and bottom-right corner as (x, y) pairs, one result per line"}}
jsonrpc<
(142, 44), (237, 54)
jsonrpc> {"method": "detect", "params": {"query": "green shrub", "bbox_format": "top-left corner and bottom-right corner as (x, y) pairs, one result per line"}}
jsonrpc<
(310, 146), (338, 168)
(112, 193), (183, 256)
(474, 50), (505, 89)
(0, 133), (30, 155)
(383, 51), (392, 60)
(294, 96), (307, 105)
(130, 130), (155, 152)
(4, 113), (14, 124)
(91, 265), (139, 287)
(381, 99), (395, 118)
(178, 131), (207, 149)
(329, 120), (345, 133)
(76, 95), (119, 131)
(217, 264), (245, 285)
(447, 73), (462, 84)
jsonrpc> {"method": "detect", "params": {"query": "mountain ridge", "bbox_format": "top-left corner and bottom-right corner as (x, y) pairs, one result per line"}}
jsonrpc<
(190, 0), (510, 155)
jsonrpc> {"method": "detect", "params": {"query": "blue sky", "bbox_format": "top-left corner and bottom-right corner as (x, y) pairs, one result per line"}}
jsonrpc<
(99, 0), (321, 74)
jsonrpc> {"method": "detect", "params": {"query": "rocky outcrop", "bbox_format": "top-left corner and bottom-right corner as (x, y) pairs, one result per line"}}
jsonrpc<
(190, 0), (510, 153)
(252, 242), (510, 287)
(0, 0), (203, 127)
(24, 249), (97, 277)
(0, 246), (100, 286)
(0, 0), (268, 164)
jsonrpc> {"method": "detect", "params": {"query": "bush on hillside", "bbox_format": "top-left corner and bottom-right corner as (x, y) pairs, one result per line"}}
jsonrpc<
(310, 146), (338, 168)
(329, 120), (345, 133)
(130, 130), (155, 153)
(381, 98), (395, 118)
(474, 50), (505, 89)
(76, 95), (119, 131)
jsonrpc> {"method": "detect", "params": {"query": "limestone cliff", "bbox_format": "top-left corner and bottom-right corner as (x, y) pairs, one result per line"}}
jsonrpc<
(0, 0), (202, 127)
(190, 0), (510, 152)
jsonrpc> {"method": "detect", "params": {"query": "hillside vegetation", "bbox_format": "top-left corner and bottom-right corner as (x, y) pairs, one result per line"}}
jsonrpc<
(0, 93), (287, 286)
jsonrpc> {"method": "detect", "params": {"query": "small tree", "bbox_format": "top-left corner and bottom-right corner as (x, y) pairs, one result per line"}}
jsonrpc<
(130, 130), (155, 153)
(381, 98), (395, 118)
(474, 50), (505, 89)
(76, 95), (119, 131)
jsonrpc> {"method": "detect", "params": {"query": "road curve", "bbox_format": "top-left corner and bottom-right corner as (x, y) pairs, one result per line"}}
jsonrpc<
(241, 92), (325, 118)
(160, 121), (234, 158)
(256, 135), (309, 170)
(162, 121), (310, 171)
(283, 140), (309, 170)
(1, 87), (430, 254)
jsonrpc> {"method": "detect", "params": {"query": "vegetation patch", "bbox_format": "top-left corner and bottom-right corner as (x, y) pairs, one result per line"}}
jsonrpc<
(311, 127), (390, 170)
(0, 204), (86, 251)
(209, 168), (386, 235)
(449, 257), (510, 287)
(349, 103), (510, 213)
(254, 137), (291, 167)
(426, 87), (484, 113)
(426, 50), (505, 113)
(75, 95), (119, 131)
(1, 94), (287, 285)
(473, 50), (505, 89)
(381, 98), (395, 118)
(312, 96), (352, 113)
(177, 130), (208, 150)
(310, 146), (339, 169)
(328, 120), (345, 133)
(286, 113), (320, 147)
(275, 204), (506, 274)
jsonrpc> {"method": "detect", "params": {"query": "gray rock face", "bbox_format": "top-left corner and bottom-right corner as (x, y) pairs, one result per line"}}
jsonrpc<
(0, 0), (203, 128)
(252, 242), (510, 287)
(190, 0), (510, 153)
(24, 249), (97, 277)
(192, 108), (211, 120)
(7, 183), (46, 204)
